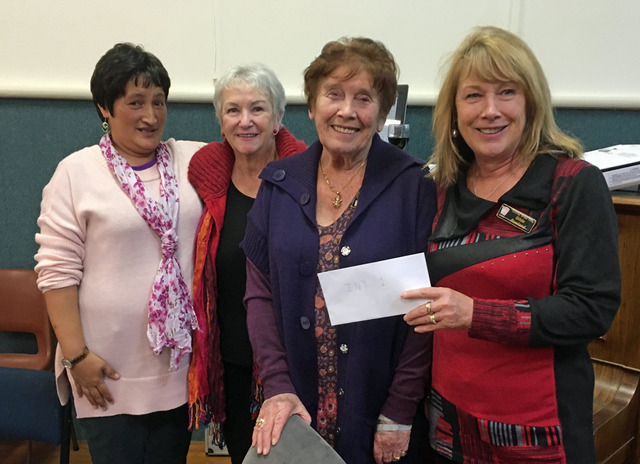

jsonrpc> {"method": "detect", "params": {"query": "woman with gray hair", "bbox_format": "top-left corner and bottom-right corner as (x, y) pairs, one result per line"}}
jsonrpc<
(187, 63), (306, 464)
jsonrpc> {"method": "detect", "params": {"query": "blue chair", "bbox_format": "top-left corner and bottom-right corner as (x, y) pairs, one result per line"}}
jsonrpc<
(0, 269), (77, 464)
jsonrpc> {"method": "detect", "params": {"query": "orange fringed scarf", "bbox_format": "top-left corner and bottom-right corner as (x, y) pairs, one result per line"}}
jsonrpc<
(188, 210), (225, 428)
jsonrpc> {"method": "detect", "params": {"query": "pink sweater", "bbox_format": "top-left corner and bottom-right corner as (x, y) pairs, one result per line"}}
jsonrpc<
(35, 139), (204, 418)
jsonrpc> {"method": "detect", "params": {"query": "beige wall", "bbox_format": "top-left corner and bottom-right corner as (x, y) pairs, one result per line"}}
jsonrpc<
(1, 0), (639, 107)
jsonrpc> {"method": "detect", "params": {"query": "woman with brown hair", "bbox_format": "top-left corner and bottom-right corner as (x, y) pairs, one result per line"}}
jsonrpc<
(241, 37), (437, 464)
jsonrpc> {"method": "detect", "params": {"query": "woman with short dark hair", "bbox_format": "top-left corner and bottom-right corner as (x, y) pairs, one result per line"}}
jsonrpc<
(35, 43), (203, 464)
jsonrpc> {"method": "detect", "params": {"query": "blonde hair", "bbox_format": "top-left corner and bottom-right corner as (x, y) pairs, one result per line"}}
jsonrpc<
(429, 26), (582, 186)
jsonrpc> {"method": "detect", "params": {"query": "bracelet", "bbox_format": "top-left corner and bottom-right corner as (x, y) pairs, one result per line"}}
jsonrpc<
(377, 414), (412, 432)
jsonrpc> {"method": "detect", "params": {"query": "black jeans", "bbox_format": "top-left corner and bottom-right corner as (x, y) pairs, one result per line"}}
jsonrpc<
(79, 403), (192, 464)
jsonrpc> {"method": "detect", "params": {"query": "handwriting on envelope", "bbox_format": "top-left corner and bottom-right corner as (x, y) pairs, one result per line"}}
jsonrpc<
(317, 253), (431, 326)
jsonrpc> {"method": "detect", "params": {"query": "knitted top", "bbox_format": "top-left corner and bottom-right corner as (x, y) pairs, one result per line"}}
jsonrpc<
(35, 139), (204, 418)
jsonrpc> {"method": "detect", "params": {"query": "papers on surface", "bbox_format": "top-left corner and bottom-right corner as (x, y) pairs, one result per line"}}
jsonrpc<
(317, 253), (431, 326)
(583, 145), (640, 190)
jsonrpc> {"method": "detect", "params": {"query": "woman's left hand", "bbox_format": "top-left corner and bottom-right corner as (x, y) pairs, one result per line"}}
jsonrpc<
(402, 286), (474, 332)
(373, 429), (410, 464)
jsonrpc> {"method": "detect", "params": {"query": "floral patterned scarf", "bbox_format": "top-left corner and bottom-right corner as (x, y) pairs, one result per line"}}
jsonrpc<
(100, 133), (198, 370)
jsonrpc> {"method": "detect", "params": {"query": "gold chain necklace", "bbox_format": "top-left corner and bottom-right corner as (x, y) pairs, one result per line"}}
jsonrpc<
(471, 162), (522, 200)
(320, 159), (366, 208)
(472, 174), (511, 200)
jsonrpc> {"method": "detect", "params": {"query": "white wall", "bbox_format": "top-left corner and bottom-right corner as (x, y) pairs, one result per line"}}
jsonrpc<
(2, 0), (639, 107)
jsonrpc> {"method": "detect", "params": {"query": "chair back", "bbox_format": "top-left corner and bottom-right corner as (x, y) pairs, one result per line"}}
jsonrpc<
(0, 268), (54, 370)
(0, 268), (77, 464)
(242, 415), (346, 464)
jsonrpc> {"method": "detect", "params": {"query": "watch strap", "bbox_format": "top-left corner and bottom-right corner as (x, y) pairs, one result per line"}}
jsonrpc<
(62, 346), (89, 369)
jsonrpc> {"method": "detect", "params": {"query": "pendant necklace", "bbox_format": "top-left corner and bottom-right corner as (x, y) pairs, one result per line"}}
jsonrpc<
(320, 158), (366, 208)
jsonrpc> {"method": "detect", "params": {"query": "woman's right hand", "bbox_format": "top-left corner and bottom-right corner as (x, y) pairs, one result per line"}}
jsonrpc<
(252, 393), (311, 455)
(43, 286), (120, 409)
(68, 351), (120, 410)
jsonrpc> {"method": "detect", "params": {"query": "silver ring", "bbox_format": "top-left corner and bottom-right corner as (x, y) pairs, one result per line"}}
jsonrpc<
(429, 313), (437, 325)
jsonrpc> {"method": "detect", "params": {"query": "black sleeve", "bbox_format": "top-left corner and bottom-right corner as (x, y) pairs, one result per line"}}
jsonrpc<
(529, 164), (621, 346)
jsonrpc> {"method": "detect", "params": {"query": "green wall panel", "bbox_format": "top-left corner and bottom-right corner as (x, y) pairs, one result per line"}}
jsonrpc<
(1, 98), (638, 269)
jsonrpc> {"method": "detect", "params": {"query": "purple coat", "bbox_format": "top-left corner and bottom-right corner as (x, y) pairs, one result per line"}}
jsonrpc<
(241, 135), (437, 464)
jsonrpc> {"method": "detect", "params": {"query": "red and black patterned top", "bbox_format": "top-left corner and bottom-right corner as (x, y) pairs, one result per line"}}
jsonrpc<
(427, 153), (620, 464)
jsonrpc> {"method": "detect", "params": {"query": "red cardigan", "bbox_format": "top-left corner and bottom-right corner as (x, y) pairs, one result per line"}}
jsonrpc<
(186, 128), (306, 428)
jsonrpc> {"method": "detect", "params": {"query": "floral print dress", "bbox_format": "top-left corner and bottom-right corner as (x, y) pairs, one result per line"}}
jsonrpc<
(314, 197), (358, 446)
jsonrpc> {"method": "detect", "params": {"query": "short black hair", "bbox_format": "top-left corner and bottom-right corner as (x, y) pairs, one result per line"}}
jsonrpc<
(90, 43), (170, 121)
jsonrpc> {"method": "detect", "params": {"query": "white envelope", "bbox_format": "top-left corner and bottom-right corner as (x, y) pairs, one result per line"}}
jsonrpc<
(317, 252), (431, 326)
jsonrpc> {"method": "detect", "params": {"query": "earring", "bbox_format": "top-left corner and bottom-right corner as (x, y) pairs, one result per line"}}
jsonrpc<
(452, 128), (458, 138)
(101, 121), (110, 133)
(273, 128), (279, 135)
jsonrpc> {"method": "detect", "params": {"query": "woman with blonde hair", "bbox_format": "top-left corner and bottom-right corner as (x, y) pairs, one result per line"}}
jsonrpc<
(403, 26), (620, 464)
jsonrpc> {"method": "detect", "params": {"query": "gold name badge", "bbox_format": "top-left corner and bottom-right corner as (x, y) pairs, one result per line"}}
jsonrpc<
(496, 203), (537, 233)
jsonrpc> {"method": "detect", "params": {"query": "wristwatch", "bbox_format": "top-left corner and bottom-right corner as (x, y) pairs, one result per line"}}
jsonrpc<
(61, 346), (90, 369)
